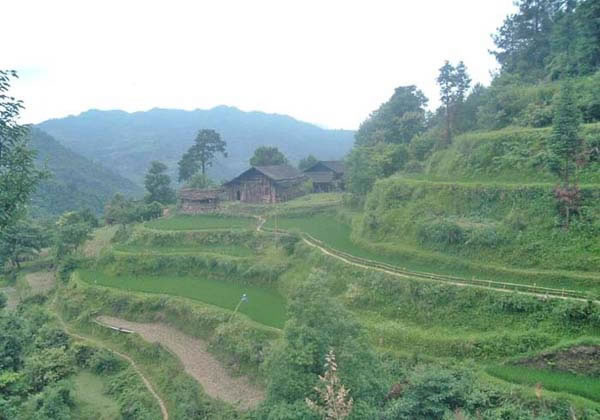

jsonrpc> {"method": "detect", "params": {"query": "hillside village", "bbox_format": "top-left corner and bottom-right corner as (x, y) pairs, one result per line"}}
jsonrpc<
(2, 1), (600, 419)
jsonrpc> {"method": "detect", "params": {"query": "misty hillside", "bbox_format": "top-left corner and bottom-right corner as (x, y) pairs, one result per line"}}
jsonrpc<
(29, 127), (143, 217)
(38, 106), (355, 185)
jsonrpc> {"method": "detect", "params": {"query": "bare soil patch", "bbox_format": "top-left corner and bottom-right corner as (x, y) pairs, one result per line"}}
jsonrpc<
(97, 316), (265, 410)
(515, 345), (600, 377)
(25, 271), (56, 295)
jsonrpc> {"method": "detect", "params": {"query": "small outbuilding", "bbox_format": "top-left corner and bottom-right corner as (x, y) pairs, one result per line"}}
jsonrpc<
(178, 188), (222, 213)
(303, 160), (345, 192)
(225, 165), (306, 203)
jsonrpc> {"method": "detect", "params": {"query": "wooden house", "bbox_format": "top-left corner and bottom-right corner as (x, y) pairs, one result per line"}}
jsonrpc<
(224, 165), (306, 203)
(178, 188), (222, 213)
(303, 160), (345, 192)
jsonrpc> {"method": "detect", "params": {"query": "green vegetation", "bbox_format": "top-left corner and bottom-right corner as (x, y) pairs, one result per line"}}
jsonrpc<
(487, 365), (600, 403)
(144, 160), (176, 205)
(249, 146), (288, 166)
(71, 371), (120, 419)
(78, 269), (286, 328)
(145, 214), (255, 231)
(178, 128), (227, 181)
(265, 211), (600, 293)
(0, 71), (45, 229)
(28, 128), (142, 219)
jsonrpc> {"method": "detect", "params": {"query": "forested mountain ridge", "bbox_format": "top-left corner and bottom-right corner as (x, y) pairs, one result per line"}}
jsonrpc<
(38, 106), (354, 185)
(29, 127), (143, 217)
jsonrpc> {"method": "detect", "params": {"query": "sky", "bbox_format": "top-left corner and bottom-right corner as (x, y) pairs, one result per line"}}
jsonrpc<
(3, 0), (516, 130)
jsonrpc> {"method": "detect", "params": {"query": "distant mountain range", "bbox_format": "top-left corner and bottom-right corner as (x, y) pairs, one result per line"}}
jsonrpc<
(38, 106), (355, 186)
(29, 128), (143, 218)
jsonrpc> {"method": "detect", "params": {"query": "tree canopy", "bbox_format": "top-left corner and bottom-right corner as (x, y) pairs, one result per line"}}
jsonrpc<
(298, 154), (318, 171)
(250, 146), (288, 166)
(0, 70), (44, 231)
(178, 129), (227, 181)
(144, 161), (176, 204)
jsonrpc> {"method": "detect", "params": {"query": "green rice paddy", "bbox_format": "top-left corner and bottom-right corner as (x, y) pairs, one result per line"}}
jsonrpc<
(145, 214), (255, 231)
(79, 269), (286, 328)
(487, 365), (600, 403)
(265, 213), (600, 292)
(113, 243), (254, 257)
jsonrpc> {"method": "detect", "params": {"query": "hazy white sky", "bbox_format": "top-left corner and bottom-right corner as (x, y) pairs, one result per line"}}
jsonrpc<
(3, 0), (515, 130)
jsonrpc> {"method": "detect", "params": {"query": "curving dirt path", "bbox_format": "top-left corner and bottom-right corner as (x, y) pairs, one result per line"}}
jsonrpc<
(97, 316), (265, 410)
(50, 297), (169, 420)
(257, 216), (598, 304)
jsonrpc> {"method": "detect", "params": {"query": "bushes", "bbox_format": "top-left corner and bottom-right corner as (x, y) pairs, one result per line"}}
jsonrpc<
(417, 219), (465, 246)
(363, 177), (600, 272)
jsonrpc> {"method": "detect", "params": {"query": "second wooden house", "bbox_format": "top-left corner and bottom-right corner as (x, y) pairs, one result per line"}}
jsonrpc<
(224, 165), (307, 203)
(303, 160), (345, 192)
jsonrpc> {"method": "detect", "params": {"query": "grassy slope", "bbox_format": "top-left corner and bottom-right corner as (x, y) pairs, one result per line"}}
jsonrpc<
(71, 371), (121, 420)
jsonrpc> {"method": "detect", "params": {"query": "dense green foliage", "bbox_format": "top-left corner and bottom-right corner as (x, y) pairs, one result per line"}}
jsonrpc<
(0, 296), (160, 419)
(37, 106), (354, 184)
(249, 146), (288, 166)
(104, 193), (163, 225)
(0, 219), (47, 270)
(0, 71), (44, 229)
(53, 211), (95, 260)
(29, 128), (142, 218)
(492, 0), (600, 81)
(144, 160), (176, 204)
(362, 178), (600, 275)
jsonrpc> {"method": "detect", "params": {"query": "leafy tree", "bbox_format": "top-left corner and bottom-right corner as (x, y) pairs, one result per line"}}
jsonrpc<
(263, 273), (388, 418)
(0, 70), (44, 231)
(355, 86), (428, 147)
(178, 129), (227, 181)
(144, 161), (175, 204)
(250, 146), (288, 166)
(104, 194), (163, 225)
(437, 61), (471, 145)
(549, 80), (582, 185)
(298, 154), (318, 171)
(53, 211), (94, 259)
(549, 79), (583, 228)
(346, 143), (409, 196)
(0, 219), (46, 270)
(184, 173), (215, 189)
(0, 312), (26, 371)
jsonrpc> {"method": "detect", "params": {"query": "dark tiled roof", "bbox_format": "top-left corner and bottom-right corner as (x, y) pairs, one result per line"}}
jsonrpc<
(254, 165), (304, 181)
(226, 164), (305, 185)
(179, 188), (222, 200)
(305, 160), (345, 174)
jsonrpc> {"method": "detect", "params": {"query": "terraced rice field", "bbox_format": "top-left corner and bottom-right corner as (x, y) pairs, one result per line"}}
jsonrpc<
(487, 365), (600, 403)
(146, 214), (255, 231)
(79, 269), (286, 328)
